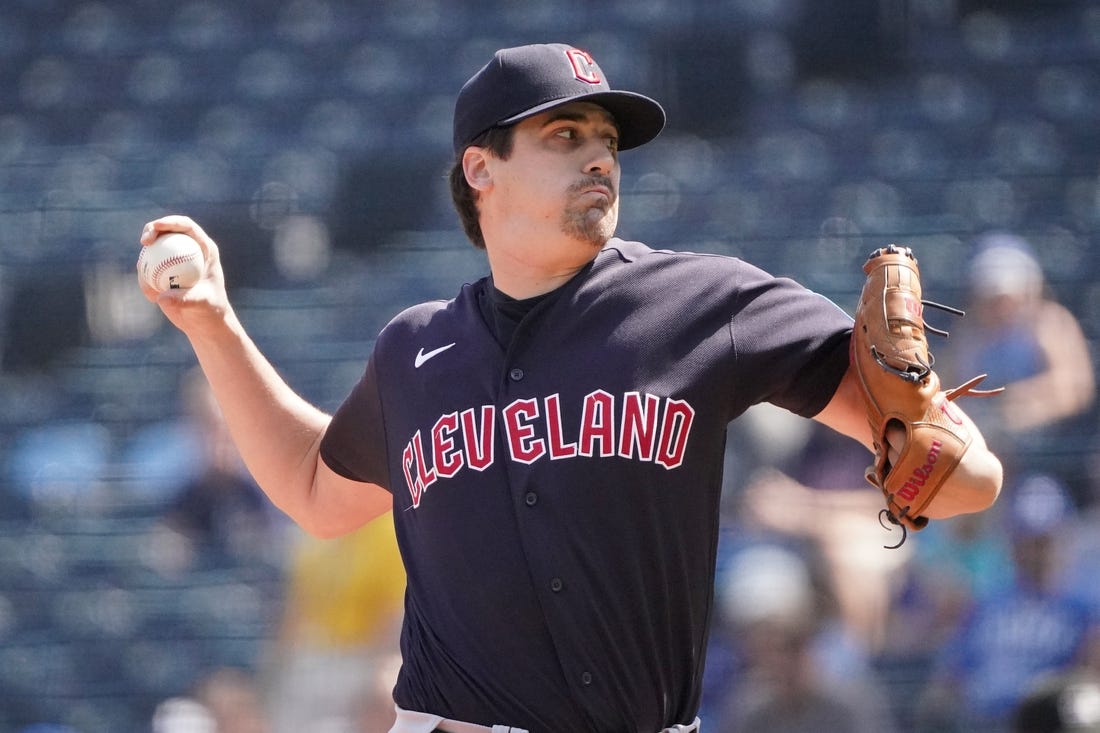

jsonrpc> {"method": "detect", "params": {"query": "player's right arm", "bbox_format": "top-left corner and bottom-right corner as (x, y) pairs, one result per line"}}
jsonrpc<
(137, 215), (392, 538)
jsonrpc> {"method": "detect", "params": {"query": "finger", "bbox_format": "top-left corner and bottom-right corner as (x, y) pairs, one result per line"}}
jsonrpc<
(139, 216), (189, 245)
(139, 215), (212, 248)
(885, 422), (907, 466)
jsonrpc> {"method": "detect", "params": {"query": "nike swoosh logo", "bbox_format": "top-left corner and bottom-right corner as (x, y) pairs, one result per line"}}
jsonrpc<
(414, 343), (456, 368)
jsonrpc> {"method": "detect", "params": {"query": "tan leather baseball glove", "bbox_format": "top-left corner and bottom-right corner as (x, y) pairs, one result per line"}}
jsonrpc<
(852, 245), (1002, 546)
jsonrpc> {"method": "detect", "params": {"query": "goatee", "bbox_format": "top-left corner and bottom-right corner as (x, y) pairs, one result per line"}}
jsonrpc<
(561, 175), (618, 246)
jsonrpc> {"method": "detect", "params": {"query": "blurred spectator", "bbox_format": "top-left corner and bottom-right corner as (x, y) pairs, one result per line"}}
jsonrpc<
(711, 543), (898, 733)
(1052, 462), (1100, 682)
(883, 510), (1014, 668)
(1012, 670), (1100, 733)
(262, 514), (405, 733)
(194, 667), (270, 733)
(944, 232), (1095, 476)
(739, 421), (912, 653)
(149, 368), (285, 573)
(1057, 497), (1100, 629)
(151, 697), (216, 733)
(908, 511), (1014, 606)
(917, 473), (1098, 732)
(152, 668), (270, 733)
(350, 651), (405, 732)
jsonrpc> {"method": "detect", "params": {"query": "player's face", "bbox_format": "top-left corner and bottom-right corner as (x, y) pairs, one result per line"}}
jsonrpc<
(497, 102), (622, 248)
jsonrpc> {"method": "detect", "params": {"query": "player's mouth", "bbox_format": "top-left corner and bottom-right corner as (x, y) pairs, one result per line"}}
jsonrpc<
(570, 176), (616, 203)
(583, 184), (613, 202)
(573, 180), (616, 209)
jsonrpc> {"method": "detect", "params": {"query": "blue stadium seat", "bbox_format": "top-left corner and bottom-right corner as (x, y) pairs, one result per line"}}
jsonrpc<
(868, 127), (952, 182)
(5, 421), (112, 511)
(59, 2), (133, 56)
(116, 420), (205, 506)
(1034, 65), (1100, 124)
(17, 55), (76, 115)
(169, 1), (244, 52)
(275, 0), (339, 47)
(299, 99), (384, 153)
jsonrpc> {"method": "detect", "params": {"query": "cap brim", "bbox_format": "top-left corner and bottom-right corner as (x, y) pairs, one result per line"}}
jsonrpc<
(498, 90), (666, 150)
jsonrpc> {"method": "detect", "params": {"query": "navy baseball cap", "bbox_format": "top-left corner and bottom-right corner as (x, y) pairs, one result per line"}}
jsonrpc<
(453, 43), (666, 156)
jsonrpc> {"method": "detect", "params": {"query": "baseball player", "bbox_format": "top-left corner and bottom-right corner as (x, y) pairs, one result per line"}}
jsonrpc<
(138, 43), (1003, 733)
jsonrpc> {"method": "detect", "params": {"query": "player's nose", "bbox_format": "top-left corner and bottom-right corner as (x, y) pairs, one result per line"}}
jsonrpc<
(583, 142), (616, 176)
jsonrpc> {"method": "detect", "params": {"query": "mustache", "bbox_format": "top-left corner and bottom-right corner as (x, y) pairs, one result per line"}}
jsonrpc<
(568, 175), (616, 201)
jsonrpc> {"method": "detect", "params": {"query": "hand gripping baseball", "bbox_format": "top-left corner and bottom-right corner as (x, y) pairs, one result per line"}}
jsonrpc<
(852, 245), (1002, 547)
(137, 215), (231, 337)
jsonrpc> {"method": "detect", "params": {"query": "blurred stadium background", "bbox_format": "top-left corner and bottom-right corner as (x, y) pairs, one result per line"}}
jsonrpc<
(0, 0), (1098, 730)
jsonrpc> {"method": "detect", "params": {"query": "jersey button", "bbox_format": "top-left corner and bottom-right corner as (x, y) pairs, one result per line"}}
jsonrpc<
(508, 367), (524, 382)
(550, 577), (564, 593)
(525, 492), (537, 506)
(581, 671), (593, 686)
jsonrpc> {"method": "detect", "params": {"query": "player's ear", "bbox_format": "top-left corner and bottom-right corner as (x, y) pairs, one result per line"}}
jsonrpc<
(462, 147), (492, 192)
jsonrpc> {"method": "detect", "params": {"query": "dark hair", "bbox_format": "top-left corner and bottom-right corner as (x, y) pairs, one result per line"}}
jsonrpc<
(449, 125), (515, 250)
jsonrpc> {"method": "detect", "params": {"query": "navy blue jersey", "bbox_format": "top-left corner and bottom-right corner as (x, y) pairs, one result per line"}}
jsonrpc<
(320, 239), (853, 732)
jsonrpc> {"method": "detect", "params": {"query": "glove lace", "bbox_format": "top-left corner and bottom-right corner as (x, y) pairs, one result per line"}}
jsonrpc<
(878, 507), (909, 549)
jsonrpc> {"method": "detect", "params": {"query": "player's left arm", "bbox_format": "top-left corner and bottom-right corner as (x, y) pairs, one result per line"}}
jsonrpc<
(814, 364), (1003, 519)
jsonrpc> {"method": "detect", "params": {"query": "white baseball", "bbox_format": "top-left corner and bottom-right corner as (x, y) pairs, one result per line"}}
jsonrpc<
(139, 232), (204, 292)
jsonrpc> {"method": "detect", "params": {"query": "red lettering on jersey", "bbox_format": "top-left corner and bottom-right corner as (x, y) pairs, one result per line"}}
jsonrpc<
(402, 430), (435, 508)
(432, 412), (463, 479)
(579, 390), (616, 457)
(656, 399), (695, 470)
(402, 441), (420, 508)
(461, 405), (495, 471)
(503, 399), (546, 464)
(565, 48), (601, 84)
(413, 430), (436, 491)
(401, 391), (699, 508)
(619, 392), (660, 461)
(544, 394), (578, 459)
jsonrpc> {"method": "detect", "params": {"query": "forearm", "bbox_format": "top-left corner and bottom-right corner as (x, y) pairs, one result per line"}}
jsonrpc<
(186, 307), (332, 526)
(138, 215), (391, 536)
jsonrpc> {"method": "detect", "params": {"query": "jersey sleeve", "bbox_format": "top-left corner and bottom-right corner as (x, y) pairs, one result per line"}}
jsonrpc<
(319, 351), (392, 491)
(730, 264), (853, 418)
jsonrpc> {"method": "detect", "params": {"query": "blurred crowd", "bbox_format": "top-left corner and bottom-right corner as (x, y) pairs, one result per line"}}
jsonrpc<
(10, 229), (1093, 733)
(0, 0), (1097, 731)
(703, 232), (1099, 733)
(148, 373), (406, 733)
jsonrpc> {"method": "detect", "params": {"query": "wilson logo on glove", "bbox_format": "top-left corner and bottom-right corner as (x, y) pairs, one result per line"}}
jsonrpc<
(852, 244), (1003, 548)
(896, 439), (943, 503)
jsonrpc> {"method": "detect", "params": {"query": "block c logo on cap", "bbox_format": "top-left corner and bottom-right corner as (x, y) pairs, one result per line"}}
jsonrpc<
(566, 48), (602, 84)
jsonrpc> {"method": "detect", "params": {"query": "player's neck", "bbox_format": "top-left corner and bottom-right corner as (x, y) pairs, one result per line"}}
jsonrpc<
(484, 233), (602, 300)
(487, 261), (583, 300)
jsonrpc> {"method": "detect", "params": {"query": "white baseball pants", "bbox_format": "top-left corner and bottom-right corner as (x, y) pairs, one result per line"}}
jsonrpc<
(390, 704), (701, 733)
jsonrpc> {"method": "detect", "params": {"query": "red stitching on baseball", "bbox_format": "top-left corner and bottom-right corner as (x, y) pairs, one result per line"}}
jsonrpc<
(152, 253), (200, 286)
